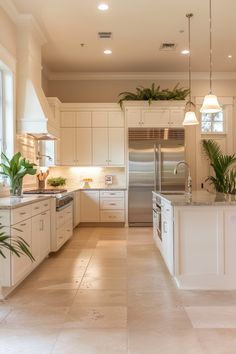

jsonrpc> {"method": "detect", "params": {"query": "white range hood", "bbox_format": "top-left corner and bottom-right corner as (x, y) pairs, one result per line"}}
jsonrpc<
(16, 16), (59, 140)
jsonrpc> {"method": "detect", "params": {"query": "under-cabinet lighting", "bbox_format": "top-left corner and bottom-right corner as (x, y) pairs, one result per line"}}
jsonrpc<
(98, 3), (109, 11)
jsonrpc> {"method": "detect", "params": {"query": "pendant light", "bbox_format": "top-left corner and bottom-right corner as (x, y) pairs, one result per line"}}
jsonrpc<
(182, 13), (199, 126)
(200, 0), (221, 113)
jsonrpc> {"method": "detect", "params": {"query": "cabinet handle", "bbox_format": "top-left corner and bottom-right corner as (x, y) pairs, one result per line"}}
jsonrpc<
(109, 203), (116, 205)
(41, 212), (47, 216)
(163, 221), (167, 233)
(34, 207), (40, 210)
(44, 204), (49, 207)
(20, 212), (26, 215)
(20, 223), (26, 227)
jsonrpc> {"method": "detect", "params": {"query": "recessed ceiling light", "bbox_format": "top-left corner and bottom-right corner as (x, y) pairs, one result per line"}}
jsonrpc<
(228, 54), (232, 58)
(181, 49), (190, 55)
(98, 3), (109, 11)
(104, 49), (112, 55)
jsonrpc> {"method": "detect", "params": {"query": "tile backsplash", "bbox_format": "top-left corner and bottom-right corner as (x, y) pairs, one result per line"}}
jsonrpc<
(48, 166), (126, 189)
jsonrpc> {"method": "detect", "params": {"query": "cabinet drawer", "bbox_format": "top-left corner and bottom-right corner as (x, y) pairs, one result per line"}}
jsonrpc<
(31, 202), (42, 216)
(0, 211), (10, 226)
(100, 191), (124, 198)
(56, 229), (65, 248)
(56, 210), (64, 229)
(100, 198), (124, 210)
(11, 205), (32, 225)
(100, 210), (125, 222)
(64, 221), (73, 240)
(41, 199), (51, 212)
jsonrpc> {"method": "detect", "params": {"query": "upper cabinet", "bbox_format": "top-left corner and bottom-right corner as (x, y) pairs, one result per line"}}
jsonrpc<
(59, 104), (125, 166)
(124, 101), (186, 128)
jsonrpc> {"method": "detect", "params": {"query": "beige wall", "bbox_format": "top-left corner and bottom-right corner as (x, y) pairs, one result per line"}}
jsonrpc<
(0, 7), (16, 57)
(47, 78), (236, 103)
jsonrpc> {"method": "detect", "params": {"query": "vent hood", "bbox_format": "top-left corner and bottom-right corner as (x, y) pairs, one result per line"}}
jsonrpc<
(16, 16), (59, 140)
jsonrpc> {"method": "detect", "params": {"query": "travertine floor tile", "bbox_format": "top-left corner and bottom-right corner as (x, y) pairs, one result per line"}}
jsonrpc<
(52, 328), (127, 354)
(80, 276), (127, 290)
(196, 329), (236, 354)
(74, 289), (127, 306)
(64, 305), (127, 328)
(185, 306), (236, 328)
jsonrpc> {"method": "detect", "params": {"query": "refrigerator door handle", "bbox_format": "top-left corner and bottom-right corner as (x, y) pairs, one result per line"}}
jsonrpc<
(154, 143), (157, 191)
(158, 144), (162, 192)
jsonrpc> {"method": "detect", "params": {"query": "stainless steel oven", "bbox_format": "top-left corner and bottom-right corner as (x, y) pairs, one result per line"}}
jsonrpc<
(153, 194), (162, 241)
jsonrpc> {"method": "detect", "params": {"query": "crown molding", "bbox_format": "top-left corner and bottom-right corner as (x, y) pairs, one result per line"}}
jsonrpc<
(0, 0), (47, 44)
(46, 71), (236, 81)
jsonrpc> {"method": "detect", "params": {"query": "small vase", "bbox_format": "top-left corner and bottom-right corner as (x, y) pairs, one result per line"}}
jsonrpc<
(83, 182), (91, 189)
(10, 178), (23, 198)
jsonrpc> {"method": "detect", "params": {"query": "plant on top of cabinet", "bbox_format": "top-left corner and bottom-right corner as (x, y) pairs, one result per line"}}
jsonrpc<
(118, 83), (189, 107)
(0, 225), (34, 261)
(202, 139), (236, 194)
(0, 152), (37, 197)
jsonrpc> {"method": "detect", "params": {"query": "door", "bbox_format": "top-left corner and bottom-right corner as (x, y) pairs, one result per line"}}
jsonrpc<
(80, 191), (100, 222)
(60, 127), (76, 165)
(11, 219), (32, 285)
(77, 127), (92, 165)
(92, 127), (108, 165)
(40, 211), (50, 260)
(160, 140), (185, 191)
(109, 128), (125, 166)
(128, 137), (155, 225)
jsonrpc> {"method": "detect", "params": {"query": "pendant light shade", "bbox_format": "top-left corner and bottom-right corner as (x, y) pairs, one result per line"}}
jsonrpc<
(183, 111), (199, 125)
(200, 94), (221, 113)
(200, 0), (221, 114)
(182, 13), (199, 126)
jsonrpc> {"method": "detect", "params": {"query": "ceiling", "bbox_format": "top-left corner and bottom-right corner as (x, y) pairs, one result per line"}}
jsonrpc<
(12, 0), (236, 73)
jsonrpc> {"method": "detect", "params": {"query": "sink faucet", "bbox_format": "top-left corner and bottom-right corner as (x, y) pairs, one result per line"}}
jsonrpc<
(174, 161), (192, 194)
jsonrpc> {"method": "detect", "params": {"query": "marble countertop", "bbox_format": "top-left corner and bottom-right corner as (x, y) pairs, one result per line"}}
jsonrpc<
(66, 186), (127, 192)
(0, 195), (52, 210)
(153, 190), (236, 206)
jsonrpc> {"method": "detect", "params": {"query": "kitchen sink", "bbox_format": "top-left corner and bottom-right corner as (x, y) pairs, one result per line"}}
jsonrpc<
(161, 191), (186, 195)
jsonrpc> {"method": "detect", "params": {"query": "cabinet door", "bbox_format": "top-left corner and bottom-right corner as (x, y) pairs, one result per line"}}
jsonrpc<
(77, 112), (92, 127)
(92, 112), (108, 127)
(40, 211), (51, 260)
(170, 109), (185, 127)
(31, 214), (41, 266)
(61, 112), (76, 127)
(108, 112), (124, 127)
(77, 128), (92, 165)
(60, 128), (76, 165)
(80, 191), (100, 222)
(11, 218), (32, 285)
(73, 191), (81, 227)
(108, 128), (125, 166)
(142, 110), (170, 127)
(126, 110), (142, 127)
(162, 205), (174, 275)
(92, 128), (108, 166)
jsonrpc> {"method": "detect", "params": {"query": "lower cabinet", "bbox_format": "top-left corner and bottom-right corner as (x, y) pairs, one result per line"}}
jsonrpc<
(73, 190), (81, 227)
(161, 201), (174, 275)
(55, 204), (73, 251)
(79, 190), (125, 223)
(80, 191), (100, 222)
(0, 199), (51, 288)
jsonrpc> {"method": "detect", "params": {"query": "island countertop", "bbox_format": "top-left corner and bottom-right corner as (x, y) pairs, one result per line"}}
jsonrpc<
(153, 190), (236, 206)
(0, 195), (52, 210)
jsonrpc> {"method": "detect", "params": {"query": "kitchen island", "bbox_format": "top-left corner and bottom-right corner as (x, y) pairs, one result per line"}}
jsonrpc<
(153, 190), (236, 290)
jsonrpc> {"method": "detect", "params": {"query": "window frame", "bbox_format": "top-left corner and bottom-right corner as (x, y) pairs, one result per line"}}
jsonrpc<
(200, 109), (225, 135)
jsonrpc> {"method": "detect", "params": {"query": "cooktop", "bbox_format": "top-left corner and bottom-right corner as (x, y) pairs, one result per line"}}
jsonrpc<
(24, 189), (67, 195)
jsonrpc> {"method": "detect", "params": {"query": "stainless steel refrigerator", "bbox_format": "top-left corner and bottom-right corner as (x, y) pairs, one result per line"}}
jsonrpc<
(128, 128), (185, 226)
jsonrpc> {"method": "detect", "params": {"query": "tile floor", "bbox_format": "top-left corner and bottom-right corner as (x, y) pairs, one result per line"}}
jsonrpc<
(1, 227), (236, 353)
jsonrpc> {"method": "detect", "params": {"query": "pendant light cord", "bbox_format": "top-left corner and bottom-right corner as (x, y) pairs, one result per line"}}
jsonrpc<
(209, 0), (212, 94)
(186, 13), (193, 108)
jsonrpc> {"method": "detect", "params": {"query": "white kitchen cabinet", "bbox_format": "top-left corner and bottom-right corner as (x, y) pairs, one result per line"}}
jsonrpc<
(32, 210), (51, 266)
(92, 111), (108, 127)
(77, 111), (92, 127)
(61, 111), (76, 127)
(73, 190), (81, 227)
(99, 190), (125, 222)
(60, 127), (76, 165)
(108, 112), (124, 127)
(92, 127), (124, 166)
(109, 128), (125, 165)
(77, 127), (92, 165)
(80, 191), (100, 222)
(126, 106), (185, 128)
(92, 128), (109, 165)
(161, 200), (174, 275)
(11, 219), (32, 285)
(31, 213), (41, 265)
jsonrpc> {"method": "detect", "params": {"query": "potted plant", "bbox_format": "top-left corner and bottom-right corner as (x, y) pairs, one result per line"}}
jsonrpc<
(47, 176), (66, 188)
(0, 225), (34, 260)
(202, 139), (236, 194)
(0, 152), (37, 197)
(118, 83), (189, 107)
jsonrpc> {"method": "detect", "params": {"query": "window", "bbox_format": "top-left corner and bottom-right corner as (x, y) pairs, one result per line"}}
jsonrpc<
(0, 63), (14, 161)
(201, 110), (224, 133)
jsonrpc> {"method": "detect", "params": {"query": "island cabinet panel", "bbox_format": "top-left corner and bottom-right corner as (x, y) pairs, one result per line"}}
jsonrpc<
(176, 207), (223, 276)
(80, 191), (100, 222)
(224, 209), (236, 274)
